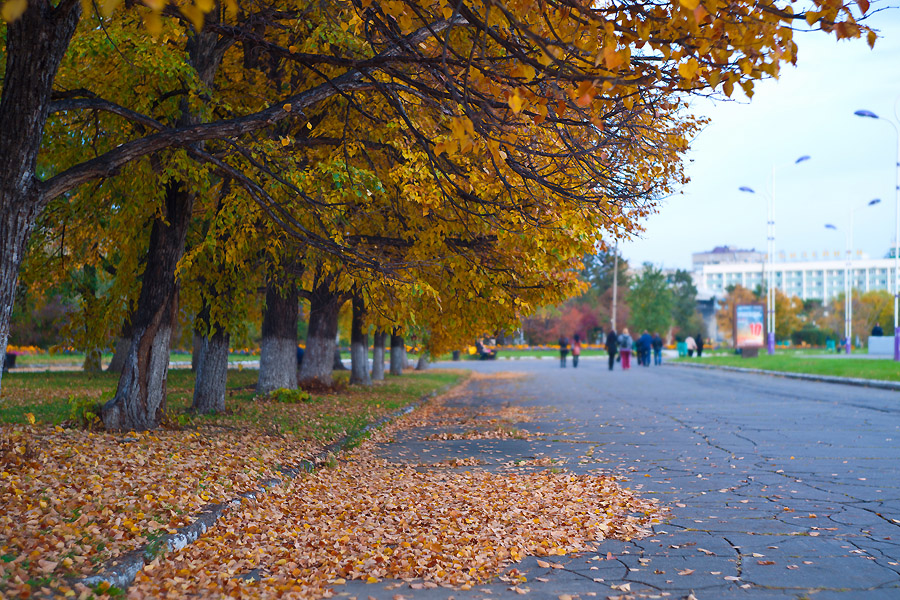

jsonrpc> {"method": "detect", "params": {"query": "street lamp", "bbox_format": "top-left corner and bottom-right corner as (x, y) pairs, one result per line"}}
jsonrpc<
(739, 154), (811, 355)
(854, 108), (900, 361)
(826, 197), (881, 354)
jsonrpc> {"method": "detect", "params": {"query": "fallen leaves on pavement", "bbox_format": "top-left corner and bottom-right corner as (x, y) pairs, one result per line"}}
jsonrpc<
(128, 420), (663, 598)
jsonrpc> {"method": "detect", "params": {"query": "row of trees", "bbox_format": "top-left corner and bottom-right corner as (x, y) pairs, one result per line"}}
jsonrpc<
(716, 285), (894, 345)
(522, 257), (703, 343)
(1, 0), (874, 430)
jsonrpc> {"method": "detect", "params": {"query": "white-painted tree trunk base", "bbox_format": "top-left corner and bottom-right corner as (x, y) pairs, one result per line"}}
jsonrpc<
(257, 336), (297, 394)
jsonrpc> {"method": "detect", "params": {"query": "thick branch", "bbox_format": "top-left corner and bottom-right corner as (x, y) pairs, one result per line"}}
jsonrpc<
(38, 15), (467, 203)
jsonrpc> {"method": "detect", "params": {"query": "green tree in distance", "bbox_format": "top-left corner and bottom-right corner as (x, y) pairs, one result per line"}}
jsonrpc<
(627, 263), (672, 335)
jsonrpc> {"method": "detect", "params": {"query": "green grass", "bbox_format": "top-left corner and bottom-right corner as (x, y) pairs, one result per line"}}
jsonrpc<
(0, 368), (465, 441)
(8, 351), (258, 368)
(676, 353), (900, 382)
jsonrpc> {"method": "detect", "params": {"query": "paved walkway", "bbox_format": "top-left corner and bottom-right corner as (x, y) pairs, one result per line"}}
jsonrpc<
(343, 360), (900, 600)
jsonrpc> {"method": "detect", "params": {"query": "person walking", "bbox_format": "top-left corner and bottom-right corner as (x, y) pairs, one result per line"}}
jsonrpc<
(685, 335), (696, 358)
(572, 334), (582, 368)
(605, 327), (618, 371)
(637, 330), (653, 367)
(696, 333), (705, 358)
(558, 335), (569, 368)
(619, 328), (633, 370)
(651, 332), (663, 366)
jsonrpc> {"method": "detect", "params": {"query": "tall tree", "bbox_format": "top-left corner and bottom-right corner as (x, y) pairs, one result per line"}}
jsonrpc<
(627, 263), (673, 335)
(669, 269), (703, 339)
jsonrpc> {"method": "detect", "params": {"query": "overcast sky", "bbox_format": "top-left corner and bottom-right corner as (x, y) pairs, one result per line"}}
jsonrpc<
(620, 5), (900, 271)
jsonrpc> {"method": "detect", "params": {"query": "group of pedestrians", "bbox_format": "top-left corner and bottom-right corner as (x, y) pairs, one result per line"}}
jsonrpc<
(604, 327), (663, 371)
(557, 334), (582, 368)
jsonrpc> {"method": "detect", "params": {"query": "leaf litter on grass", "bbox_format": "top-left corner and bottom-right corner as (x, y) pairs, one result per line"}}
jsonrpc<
(128, 375), (665, 599)
(0, 371), (465, 598)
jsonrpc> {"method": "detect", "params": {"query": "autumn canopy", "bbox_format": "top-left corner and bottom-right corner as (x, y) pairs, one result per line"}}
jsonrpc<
(0, 0), (874, 428)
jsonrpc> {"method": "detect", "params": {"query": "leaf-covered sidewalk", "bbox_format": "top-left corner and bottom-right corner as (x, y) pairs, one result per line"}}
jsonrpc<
(0, 369), (463, 597)
(126, 373), (663, 599)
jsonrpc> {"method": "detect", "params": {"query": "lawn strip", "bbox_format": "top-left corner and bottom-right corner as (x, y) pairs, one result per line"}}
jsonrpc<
(670, 359), (900, 389)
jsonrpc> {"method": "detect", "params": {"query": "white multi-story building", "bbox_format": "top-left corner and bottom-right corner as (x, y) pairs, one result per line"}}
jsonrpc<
(693, 247), (895, 302)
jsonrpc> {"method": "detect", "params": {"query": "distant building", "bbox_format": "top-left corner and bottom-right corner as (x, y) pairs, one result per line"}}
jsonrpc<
(692, 245), (765, 268)
(692, 247), (894, 302)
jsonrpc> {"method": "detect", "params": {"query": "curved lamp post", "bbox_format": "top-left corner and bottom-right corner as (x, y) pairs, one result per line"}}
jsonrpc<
(854, 108), (899, 360)
(740, 155), (811, 355)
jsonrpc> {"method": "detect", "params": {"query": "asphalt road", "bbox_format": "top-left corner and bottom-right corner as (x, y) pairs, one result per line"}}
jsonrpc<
(343, 358), (900, 600)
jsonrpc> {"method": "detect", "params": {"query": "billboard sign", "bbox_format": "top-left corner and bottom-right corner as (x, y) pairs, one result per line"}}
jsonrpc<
(734, 303), (765, 348)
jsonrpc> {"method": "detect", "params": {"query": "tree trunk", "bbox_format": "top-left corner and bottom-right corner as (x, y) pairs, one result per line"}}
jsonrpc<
(298, 273), (343, 386)
(191, 328), (202, 371)
(349, 295), (370, 385)
(107, 317), (132, 372)
(101, 183), (194, 431)
(99, 20), (226, 430)
(0, 0), (82, 397)
(83, 348), (102, 372)
(332, 345), (348, 370)
(257, 275), (299, 394)
(191, 326), (229, 413)
(372, 330), (385, 381)
(415, 354), (429, 370)
(390, 330), (404, 376)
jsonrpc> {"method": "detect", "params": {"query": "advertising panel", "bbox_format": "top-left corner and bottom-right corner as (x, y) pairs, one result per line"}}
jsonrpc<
(734, 303), (765, 349)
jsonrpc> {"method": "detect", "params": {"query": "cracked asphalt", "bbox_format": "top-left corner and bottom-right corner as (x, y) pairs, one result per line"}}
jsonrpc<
(339, 359), (900, 600)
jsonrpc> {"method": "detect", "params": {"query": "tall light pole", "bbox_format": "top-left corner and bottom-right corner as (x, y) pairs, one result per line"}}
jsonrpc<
(739, 154), (810, 355)
(824, 223), (850, 352)
(611, 237), (619, 332)
(854, 107), (900, 360)
(826, 197), (881, 354)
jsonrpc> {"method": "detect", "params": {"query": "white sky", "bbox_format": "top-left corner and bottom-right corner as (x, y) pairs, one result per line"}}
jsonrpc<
(620, 5), (900, 270)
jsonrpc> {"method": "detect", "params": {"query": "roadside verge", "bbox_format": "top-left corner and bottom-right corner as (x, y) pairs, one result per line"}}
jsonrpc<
(667, 360), (900, 391)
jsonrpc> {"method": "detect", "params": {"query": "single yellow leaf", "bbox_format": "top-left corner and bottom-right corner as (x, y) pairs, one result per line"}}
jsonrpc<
(26, 412), (35, 425)
(678, 0), (701, 10)
(1, 0), (28, 21)
(857, 0), (869, 13)
(508, 92), (524, 114)
(283, 103), (292, 112)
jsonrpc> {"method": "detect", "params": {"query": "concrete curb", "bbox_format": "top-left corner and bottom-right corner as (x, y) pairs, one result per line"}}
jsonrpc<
(68, 382), (456, 594)
(667, 360), (900, 391)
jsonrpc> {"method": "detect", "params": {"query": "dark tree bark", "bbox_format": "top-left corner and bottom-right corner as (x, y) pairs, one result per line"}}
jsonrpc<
(101, 183), (194, 430)
(372, 330), (385, 381)
(415, 354), (429, 370)
(192, 325), (229, 414)
(390, 329), (404, 376)
(349, 294), (370, 385)
(0, 0), (81, 396)
(107, 317), (133, 372)
(257, 274), (299, 394)
(298, 273), (345, 386)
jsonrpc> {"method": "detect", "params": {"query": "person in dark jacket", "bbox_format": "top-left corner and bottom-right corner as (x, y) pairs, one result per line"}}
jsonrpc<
(605, 327), (618, 371)
(872, 323), (884, 337)
(637, 330), (653, 366)
(651, 333), (663, 365)
(696, 333), (705, 358)
(558, 336), (570, 368)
